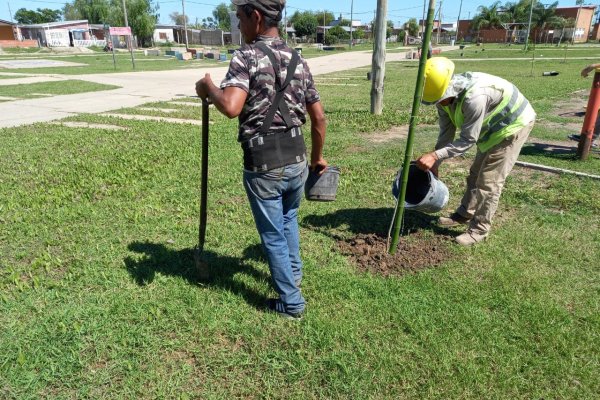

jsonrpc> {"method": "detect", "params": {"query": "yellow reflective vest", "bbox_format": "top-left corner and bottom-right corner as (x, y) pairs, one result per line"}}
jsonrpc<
(441, 73), (536, 152)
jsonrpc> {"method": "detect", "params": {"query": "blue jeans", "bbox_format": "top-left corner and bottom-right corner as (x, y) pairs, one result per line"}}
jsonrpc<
(243, 160), (308, 314)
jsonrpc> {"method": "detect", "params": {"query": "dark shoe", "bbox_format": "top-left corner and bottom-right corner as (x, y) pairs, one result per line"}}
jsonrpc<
(266, 299), (303, 320)
(438, 212), (471, 227)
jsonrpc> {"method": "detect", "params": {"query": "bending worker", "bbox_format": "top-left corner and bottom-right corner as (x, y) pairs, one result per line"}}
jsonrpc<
(195, 0), (327, 319)
(416, 57), (536, 246)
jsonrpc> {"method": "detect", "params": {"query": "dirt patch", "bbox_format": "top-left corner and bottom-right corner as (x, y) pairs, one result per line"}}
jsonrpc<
(338, 231), (453, 276)
(367, 125), (437, 143)
(537, 120), (582, 134)
(552, 89), (588, 117)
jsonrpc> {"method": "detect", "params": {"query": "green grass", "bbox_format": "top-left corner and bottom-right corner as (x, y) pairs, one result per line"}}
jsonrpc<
(0, 80), (120, 101)
(444, 42), (600, 59)
(0, 57), (599, 398)
(0, 52), (226, 75)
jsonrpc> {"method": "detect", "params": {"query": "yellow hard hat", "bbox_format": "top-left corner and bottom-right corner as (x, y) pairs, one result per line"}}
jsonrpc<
(422, 57), (455, 104)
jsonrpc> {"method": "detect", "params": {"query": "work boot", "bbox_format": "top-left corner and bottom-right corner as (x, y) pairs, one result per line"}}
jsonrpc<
(455, 230), (488, 246)
(438, 212), (471, 227)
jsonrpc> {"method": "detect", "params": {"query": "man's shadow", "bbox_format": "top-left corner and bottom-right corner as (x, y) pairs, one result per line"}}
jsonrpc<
(124, 241), (270, 310)
(302, 207), (454, 239)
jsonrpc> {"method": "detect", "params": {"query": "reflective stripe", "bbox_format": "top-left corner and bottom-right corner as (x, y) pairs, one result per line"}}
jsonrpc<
(479, 85), (523, 142)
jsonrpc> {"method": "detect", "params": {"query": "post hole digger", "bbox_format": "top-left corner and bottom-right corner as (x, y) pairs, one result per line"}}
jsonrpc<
(194, 98), (210, 280)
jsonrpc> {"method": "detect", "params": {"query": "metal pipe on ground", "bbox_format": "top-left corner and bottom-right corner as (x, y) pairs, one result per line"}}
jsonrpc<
(387, 0), (436, 254)
(515, 161), (600, 180)
(577, 69), (600, 160)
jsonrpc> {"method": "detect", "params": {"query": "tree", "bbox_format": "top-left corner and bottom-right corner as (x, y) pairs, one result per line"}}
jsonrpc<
(212, 2), (235, 31)
(169, 11), (188, 26)
(314, 10), (334, 26)
(555, 16), (575, 46)
(108, 0), (159, 46)
(472, 1), (504, 31)
(404, 17), (419, 37)
(291, 11), (318, 39)
(353, 27), (365, 40)
(63, 0), (109, 24)
(386, 20), (394, 39)
(14, 7), (62, 24)
(324, 25), (348, 44)
(501, 0), (529, 42)
(533, 1), (560, 42)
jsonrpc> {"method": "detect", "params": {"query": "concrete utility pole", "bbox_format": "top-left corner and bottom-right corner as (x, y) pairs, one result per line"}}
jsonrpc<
(182, 0), (189, 48)
(455, 0), (462, 41)
(524, 0), (534, 50)
(370, 0), (388, 114)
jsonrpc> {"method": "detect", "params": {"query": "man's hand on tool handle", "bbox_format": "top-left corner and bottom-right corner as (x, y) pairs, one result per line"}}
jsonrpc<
(416, 152), (439, 176)
(195, 73), (213, 100)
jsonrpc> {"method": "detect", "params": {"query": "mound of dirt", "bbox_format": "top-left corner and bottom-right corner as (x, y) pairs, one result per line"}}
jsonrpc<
(338, 231), (453, 276)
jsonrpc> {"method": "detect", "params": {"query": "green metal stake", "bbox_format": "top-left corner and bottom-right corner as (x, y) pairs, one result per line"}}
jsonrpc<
(388, 0), (436, 254)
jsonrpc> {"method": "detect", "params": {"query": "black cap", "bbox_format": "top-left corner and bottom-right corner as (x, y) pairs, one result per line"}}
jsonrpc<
(232, 0), (285, 21)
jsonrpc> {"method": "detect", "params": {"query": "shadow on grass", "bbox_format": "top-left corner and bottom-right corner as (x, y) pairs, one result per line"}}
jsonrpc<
(521, 143), (580, 158)
(124, 241), (271, 310)
(302, 207), (454, 239)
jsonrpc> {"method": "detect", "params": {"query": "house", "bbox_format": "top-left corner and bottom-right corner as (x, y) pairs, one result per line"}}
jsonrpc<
(554, 6), (597, 42)
(0, 18), (38, 47)
(0, 18), (17, 40)
(19, 20), (91, 47)
(153, 24), (177, 43)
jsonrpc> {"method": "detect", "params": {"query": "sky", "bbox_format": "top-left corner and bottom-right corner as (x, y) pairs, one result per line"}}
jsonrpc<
(0, 0), (597, 27)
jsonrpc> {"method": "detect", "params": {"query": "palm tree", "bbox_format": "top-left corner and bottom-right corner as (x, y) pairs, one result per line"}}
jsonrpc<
(472, 1), (505, 42)
(501, 0), (529, 42)
(533, 1), (560, 43)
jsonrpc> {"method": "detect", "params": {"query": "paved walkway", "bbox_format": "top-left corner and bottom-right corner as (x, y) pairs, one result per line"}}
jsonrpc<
(0, 47), (458, 128)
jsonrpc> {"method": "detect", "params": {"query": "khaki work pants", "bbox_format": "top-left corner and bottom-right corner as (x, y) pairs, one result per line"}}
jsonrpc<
(455, 121), (535, 235)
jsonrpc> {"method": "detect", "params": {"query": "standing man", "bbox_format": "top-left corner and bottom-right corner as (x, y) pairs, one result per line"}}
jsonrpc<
(195, 0), (327, 319)
(416, 57), (536, 246)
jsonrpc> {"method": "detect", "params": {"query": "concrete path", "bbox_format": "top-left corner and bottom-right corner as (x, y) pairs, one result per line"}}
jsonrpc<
(0, 48), (457, 129)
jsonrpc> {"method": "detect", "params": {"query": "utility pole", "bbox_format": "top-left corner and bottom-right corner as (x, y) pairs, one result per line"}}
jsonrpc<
(436, 0), (442, 45)
(284, 6), (287, 44)
(370, 0), (388, 114)
(7, 1), (13, 22)
(121, 0), (129, 27)
(455, 0), (462, 42)
(182, 0), (189, 48)
(350, 0), (354, 47)
(524, 0), (534, 50)
(421, 0), (426, 39)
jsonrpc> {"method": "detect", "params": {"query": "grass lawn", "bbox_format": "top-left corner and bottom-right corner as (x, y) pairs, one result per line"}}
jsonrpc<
(0, 53), (227, 75)
(0, 80), (120, 101)
(0, 57), (599, 398)
(443, 42), (600, 59)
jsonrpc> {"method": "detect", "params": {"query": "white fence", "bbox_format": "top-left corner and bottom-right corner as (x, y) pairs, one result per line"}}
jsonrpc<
(73, 39), (107, 47)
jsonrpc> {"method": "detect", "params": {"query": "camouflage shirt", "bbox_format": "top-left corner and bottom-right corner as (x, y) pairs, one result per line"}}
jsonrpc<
(220, 36), (320, 142)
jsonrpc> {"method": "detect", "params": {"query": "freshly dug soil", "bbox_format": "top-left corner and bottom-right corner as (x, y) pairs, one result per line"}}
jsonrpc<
(338, 231), (453, 276)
